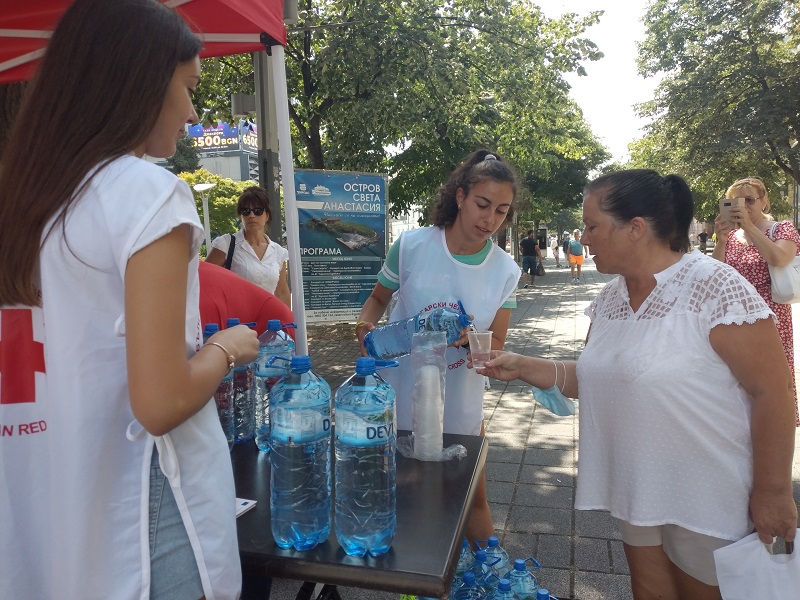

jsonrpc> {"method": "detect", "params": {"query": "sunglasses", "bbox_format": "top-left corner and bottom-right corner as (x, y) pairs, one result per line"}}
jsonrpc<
(732, 196), (759, 205)
(239, 207), (265, 216)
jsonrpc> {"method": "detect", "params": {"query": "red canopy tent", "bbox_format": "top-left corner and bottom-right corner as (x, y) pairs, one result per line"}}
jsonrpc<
(0, 0), (311, 353)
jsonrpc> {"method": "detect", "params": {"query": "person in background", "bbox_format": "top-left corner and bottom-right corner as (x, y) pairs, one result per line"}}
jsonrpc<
(520, 229), (542, 288)
(551, 235), (562, 268)
(355, 149), (521, 546)
(712, 176), (800, 426)
(199, 261), (295, 338)
(206, 185), (291, 308)
(475, 169), (796, 600)
(0, 1), (259, 598)
(697, 228), (709, 254)
(568, 229), (584, 283)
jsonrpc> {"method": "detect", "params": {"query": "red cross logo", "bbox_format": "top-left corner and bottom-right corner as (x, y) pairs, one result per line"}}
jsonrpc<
(0, 309), (46, 404)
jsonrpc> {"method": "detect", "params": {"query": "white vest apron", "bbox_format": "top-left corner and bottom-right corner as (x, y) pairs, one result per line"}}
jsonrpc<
(381, 227), (520, 435)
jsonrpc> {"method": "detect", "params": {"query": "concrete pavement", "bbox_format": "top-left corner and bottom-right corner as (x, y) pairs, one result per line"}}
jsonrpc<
(269, 252), (800, 600)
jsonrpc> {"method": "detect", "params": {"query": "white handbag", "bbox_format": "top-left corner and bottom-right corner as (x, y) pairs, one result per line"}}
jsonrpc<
(767, 223), (800, 304)
(714, 532), (799, 599)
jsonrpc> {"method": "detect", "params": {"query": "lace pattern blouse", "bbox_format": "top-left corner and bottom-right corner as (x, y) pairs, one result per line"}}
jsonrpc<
(575, 251), (774, 540)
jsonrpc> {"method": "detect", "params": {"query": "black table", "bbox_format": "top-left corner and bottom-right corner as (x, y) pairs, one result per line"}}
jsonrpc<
(232, 432), (488, 599)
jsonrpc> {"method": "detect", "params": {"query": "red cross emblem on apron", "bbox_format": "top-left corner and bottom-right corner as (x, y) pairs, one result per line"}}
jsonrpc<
(0, 308), (46, 404)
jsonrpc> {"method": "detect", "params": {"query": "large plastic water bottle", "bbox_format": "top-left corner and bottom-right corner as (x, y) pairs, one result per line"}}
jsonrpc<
(363, 302), (473, 360)
(504, 559), (540, 600)
(254, 320), (296, 452)
(451, 572), (485, 600)
(453, 538), (476, 585)
(269, 355), (332, 551)
(492, 579), (517, 600)
(466, 549), (500, 586)
(334, 357), (398, 557)
(482, 536), (510, 577)
(227, 318), (255, 443)
(203, 323), (234, 449)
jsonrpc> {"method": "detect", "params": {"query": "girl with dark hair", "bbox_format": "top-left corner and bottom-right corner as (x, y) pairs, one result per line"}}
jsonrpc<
(477, 169), (796, 599)
(207, 185), (291, 307)
(0, 1), (257, 598)
(355, 149), (521, 545)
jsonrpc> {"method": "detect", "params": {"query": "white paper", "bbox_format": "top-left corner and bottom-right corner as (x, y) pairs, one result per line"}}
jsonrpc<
(236, 498), (257, 518)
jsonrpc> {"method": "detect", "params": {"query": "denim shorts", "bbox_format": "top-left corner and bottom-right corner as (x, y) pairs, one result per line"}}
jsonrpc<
(521, 255), (537, 275)
(149, 449), (204, 600)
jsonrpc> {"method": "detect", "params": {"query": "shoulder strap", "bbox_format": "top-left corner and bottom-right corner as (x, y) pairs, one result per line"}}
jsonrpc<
(768, 222), (778, 241)
(224, 234), (236, 270)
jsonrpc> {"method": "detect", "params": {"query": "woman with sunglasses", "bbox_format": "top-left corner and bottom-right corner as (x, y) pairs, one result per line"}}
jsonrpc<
(712, 177), (800, 425)
(207, 186), (291, 307)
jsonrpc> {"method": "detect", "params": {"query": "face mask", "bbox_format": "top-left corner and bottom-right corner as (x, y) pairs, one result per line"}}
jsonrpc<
(531, 384), (575, 416)
(530, 359), (575, 416)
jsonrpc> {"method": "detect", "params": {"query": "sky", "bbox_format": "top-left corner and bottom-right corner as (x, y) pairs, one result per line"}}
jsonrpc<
(534, 0), (661, 164)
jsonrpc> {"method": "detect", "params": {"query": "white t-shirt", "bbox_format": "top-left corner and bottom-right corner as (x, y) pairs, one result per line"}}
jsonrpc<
(0, 156), (240, 599)
(380, 227), (520, 435)
(576, 251), (774, 540)
(212, 229), (289, 294)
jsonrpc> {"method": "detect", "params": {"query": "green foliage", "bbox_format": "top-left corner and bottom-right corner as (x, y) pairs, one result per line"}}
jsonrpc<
(634, 0), (800, 217)
(166, 133), (201, 174)
(177, 170), (254, 240)
(191, 0), (611, 225)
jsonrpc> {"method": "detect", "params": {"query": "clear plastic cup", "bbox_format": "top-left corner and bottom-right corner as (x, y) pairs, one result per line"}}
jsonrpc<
(467, 330), (492, 368)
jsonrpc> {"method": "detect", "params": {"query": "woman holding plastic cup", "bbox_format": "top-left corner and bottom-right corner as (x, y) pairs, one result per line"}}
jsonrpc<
(356, 149), (522, 546)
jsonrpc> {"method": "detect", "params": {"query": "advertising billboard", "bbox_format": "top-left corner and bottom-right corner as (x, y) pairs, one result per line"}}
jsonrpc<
(294, 170), (388, 323)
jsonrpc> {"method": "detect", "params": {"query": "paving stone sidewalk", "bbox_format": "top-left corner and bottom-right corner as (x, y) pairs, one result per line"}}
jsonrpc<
(269, 253), (800, 600)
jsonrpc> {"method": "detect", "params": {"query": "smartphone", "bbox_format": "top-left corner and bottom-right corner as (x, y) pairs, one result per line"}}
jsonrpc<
(719, 196), (744, 225)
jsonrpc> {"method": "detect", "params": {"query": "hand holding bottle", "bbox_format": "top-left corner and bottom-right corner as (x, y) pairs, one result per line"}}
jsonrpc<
(208, 325), (258, 368)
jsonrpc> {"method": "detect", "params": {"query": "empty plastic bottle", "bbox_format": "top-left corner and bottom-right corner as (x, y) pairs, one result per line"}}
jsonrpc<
(269, 355), (332, 551)
(363, 302), (473, 360)
(451, 572), (484, 600)
(203, 323), (233, 449)
(492, 579), (518, 600)
(481, 536), (510, 577)
(504, 558), (540, 600)
(226, 318), (255, 443)
(334, 357), (398, 557)
(254, 320), (296, 452)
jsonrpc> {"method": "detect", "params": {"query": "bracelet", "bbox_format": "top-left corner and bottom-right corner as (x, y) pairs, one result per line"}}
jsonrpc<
(354, 321), (369, 339)
(207, 341), (235, 374)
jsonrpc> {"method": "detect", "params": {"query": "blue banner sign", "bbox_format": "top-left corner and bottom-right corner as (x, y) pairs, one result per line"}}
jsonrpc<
(187, 122), (239, 152)
(294, 170), (388, 323)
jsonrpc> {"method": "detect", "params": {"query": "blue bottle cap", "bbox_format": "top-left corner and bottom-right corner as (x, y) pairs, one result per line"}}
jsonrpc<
(487, 536), (500, 547)
(536, 590), (551, 600)
(225, 317), (240, 328)
(513, 558), (527, 571)
(462, 572), (476, 586)
(475, 549), (487, 561)
(203, 323), (219, 333)
(498, 579), (511, 592)
(290, 355), (312, 372)
(267, 319), (282, 330)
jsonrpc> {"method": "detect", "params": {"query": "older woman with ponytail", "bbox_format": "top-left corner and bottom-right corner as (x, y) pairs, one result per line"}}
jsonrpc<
(476, 170), (797, 599)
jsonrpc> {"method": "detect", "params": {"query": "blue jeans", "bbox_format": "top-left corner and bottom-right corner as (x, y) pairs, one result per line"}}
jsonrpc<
(149, 449), (204, 600)
(521, 255), (537, 276)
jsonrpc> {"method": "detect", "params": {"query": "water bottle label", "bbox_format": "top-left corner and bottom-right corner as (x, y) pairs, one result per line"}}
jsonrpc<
(272, 407), (331, 443)
(336, 409), (394, 446)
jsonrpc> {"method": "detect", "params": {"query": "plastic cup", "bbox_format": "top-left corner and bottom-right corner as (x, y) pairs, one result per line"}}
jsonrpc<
(467, 330), (492, 368)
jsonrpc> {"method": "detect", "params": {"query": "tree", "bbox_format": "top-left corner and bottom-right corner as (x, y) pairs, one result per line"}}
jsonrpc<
(166, 133), (201, 174)
(191, 0), (609, 219)
(637, 0), (800, 192)
(177, 169), (253, 242)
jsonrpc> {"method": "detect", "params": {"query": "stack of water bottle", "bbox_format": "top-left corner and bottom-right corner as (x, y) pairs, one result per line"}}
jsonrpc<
(202, 318), (295, 451)
(449, 537), (556, 600)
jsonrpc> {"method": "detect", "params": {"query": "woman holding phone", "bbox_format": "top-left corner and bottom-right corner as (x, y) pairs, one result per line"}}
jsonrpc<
(712, 177), (800, 425)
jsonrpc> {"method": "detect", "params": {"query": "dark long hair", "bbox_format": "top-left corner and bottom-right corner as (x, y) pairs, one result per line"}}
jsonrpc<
(585, 169), (694, 252)
(430, 149), (519, 227)
(0, 0), (201, 305)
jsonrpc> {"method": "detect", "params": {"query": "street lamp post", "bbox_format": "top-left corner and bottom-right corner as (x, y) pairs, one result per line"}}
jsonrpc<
(193, 182), (217, 254)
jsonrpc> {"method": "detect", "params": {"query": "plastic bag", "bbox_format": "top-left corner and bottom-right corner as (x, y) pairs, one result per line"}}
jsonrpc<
(713, 531), (799, 599)
(396, 331), (466, 461)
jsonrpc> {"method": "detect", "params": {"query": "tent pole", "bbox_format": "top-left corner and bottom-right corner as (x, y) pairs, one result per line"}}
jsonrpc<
(268, 43), (308, 355)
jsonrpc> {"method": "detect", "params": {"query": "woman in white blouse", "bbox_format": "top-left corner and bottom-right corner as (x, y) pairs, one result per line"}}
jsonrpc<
(207, 186), (291, 307)
(475, 169), (797, 600)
